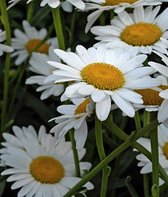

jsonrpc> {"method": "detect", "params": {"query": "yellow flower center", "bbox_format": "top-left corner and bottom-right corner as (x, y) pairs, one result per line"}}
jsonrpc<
(75, 98), (91, 115)
(163, 142), (168, 159)
(120, 23), (162, 46)
(81, 63), (125, 91)
(29, 156), (64, 184)
(104, 0), (137, 6)
(135, 85), (168, 106)
(25, 39), (49, 54)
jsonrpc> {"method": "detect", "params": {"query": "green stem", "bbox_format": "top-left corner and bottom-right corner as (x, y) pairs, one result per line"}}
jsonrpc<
(134, 111), (141, 131)
(103, 118), (168, 185)
(95, 117), (110, 197)
(52, 7), (65, 50)
(69, 130), (81, 177)
(143, 111), (150, 197)
(95, 117), (105, 160)
(64, 132), (136, 197)
(143, 175), (150, 197)
(27, 1), (35, 23)
(135, 111), (149, 196)
(150, 127), (159, 197)
(143, 111), (151, 127)
(8, 63), (26, 115)
(69, 10), (77, 47)
(159, 183), (168, 194)
(0, 0), (11, 132)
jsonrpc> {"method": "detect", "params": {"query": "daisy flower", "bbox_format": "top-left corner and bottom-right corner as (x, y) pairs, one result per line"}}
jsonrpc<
(50, 97), (94, 150)
(11, 20), (55, 65)
(91, 6), (168, 55)
(8, 0), (73, 12)
(135, 124), (168, 184)
(39, 0), (85, 9)
(133, 75), (168, 112)
(84, 0), (168, 32)
(46, 45), (160, 121)
(149, 52), (168, 123)
(0, 30), (13, 56)
(26, 46), (64, 100)
(0, 125), (93, 197)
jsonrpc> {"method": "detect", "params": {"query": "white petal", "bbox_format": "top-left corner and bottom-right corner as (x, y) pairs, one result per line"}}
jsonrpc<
(95, 95), (111, 121)
(112, 93), (135, 117)
(74, 120), (88, 150)
(91, 89), (105, 102)
(158, 100), (168, 122)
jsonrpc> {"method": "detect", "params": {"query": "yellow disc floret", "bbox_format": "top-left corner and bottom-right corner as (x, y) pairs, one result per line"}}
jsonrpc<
(120, 23), (162, 46)
(163, 142), (168, 160)
(135, 86), (168, 106)
(104, 0), (137, 6)
(25, 39), (49, 54)
(81, 63), (125, 91)
(75, 98), (91, 115)
(30, 156), (64, 183)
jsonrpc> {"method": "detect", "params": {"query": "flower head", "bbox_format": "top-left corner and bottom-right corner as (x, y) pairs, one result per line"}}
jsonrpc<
(0, 125), (93, 197)
(133, 75), (168, 112)
(84, 0), (168, 32)
(50, 97), (94, 150)
(8, 0), (75, 12)
(26, 46), (64, 100)
(46, 45), (160, 121)
(40, 0), (85, 9)
(135, 124), (168, 185)
(91, 6), (168, 55)
(0, 30), (13, 56)
(11, 20), (55, 65)
(149, 52), (168, 122)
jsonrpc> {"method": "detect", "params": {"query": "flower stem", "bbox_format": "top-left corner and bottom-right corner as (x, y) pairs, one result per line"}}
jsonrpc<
(134, 111), (141, 131)
(64, 132), (136, 197)
(95, 116), (110, 197)
(27, 1), (35, 23)
(69, 10), (77, 47)
(69, 129), (81, 177)
(52, 7), (65, 50)
(143, 111), (150, 127)
(95, 117), (105, 159)
(8, 63), (27, 115)
(150, 127), (159, 197)
(0, 0), (11, 132)
(103, 117), (168, 185)
(143, 175), (150, 197)
(143, 111), (150, 197)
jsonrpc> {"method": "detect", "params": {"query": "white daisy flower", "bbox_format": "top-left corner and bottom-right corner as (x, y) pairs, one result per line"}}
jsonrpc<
(84, 0), (168, 32)
(134, 124), (168, 185)
(91, 6), (168, 55)
(133, 75), (168, 112)
(0, 29), (13, 56)
(149, 52), (168, 123)
(46, 45), (160, 121)
(0, 125), (93, 197)
(11, 20), (55, 65)
(8, 0), (74, 12)
(26, 46), (64, 100)
(50, 97), (94, 150)
(39, 0), (85, 10)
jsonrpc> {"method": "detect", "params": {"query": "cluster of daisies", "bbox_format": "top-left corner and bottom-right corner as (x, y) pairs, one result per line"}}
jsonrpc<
(1, 0), (168, 196)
